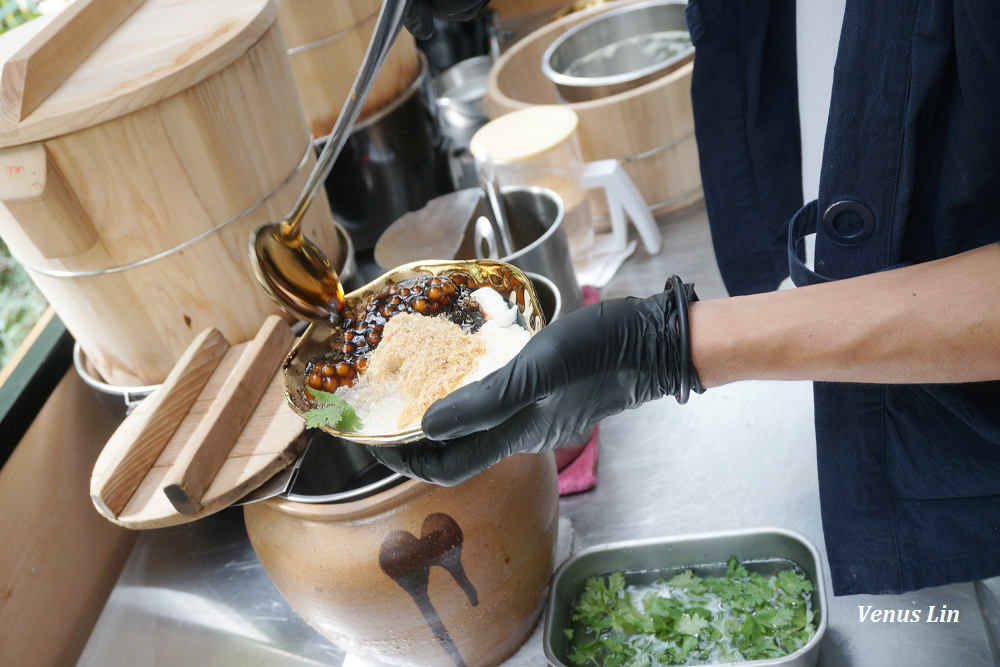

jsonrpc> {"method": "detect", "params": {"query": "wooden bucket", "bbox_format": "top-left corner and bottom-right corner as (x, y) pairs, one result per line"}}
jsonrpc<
(0, 0), (342, 387)
(278, 0), (422, 138)
(484, 0), (703, 220)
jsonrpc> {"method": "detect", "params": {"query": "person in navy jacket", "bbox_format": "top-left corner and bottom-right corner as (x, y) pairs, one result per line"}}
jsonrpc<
(387, 0), (1000, 595)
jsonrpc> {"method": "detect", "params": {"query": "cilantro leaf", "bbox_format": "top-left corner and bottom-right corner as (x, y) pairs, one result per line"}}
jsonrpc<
(666, 569), (707, 593)
(777, 569), (813, 596)
(676, 613), (710, 636)
(303, 389), (363, 431)
(727, 556), (749, 578)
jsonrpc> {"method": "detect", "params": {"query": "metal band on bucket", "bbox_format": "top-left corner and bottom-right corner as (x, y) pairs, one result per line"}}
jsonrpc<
(618, 130), (694, 165)
(285, 12), (378, 56)
(587, 130), (700, 222)
(21, 143), (314, 278)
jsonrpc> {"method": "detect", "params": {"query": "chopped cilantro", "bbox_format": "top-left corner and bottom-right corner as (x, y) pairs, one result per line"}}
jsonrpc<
(303, 389), (364, 432)
(778, 568), (814, 596)
(675, 613), (709, 637)
(565, 559), (817, 666)
(665, 570), (706, 593)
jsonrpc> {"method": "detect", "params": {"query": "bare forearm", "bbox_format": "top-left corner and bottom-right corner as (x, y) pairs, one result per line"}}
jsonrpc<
(690, 243), (1000, 387)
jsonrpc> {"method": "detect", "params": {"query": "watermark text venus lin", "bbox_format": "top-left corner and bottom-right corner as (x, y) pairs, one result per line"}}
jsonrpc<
(858, 605), (960, 623)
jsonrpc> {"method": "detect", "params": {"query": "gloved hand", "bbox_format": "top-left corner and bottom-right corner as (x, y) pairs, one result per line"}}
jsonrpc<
(404, 0), (491, 39)
(371, 277), (703, 486)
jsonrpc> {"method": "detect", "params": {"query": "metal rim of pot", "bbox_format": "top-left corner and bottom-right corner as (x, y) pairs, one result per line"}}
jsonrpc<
(540, 0), (692, 92)
(523, 271), (562, 324)
(486, 186), (566, 265)
(432, 54), (493, 119)
(73, 343), (160, 414)
(282, 465), (406, 504)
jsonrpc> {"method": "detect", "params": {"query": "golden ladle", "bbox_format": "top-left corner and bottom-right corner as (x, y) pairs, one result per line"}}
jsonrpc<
(250, 0), (410, 323)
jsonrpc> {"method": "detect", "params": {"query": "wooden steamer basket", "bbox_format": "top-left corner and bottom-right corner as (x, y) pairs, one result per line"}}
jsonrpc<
(278, 0), (421, 138)
(484, 0), (703, 219)
(0, 0), (343, 386)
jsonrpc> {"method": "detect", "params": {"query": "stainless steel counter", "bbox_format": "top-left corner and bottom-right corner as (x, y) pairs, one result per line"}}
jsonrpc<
(78, 205), (999, 666)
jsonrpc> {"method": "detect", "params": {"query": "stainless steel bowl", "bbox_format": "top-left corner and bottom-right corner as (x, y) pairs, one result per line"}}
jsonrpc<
(542, 0), (692, 103)
(544, 528), (828, 666)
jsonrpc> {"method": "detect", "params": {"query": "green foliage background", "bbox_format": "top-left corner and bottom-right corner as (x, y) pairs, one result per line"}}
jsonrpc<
(0, 2), (47, 369)
(0, 240), (47, 368)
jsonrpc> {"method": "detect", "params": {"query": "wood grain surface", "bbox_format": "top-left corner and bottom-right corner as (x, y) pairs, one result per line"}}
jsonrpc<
(162, 316), (293, 514)
(89, 318), (308, 530)
(279, 0), (421, 137)
(0, 0), (145, 129)
(0, 7), (341, 386)
(484, 0), (702, 217)
(0, 0), (279, 146)
(0, 370), (136, 666)
(90, 328), (230, 518)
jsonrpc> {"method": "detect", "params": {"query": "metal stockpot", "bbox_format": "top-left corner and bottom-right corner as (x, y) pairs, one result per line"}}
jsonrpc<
(524, 271), (562, 324)
(318, 53), (455, 251)
(374, 186), (585, 316)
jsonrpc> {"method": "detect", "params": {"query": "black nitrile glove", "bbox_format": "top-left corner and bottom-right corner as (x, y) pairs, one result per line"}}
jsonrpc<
(370, 277), (703, 486)
(404, 0), (491, 39)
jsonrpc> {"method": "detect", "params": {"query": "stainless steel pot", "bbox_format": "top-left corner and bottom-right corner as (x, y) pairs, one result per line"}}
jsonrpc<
(73, 344), (159, 419)
(524, 271), (562, 324)
(318, 52), (455, 251)
(542, 0), (692, 103)
(432, 54), (493, 151)
(460, 186), (585, 315)
(374, 186), (586, 316)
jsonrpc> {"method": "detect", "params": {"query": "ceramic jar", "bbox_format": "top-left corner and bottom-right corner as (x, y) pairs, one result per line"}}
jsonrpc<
(244, 452), (559, 666)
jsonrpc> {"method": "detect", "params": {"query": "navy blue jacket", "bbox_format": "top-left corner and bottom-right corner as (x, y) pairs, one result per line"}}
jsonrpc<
(687, 0), (1000, 594)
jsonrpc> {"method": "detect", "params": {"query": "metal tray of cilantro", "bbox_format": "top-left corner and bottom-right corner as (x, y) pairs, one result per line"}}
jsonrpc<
(544, 528), (827, 666)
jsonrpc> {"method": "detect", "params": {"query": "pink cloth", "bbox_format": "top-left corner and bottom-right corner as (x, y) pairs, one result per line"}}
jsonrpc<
(555, 285), (602, 496)
(556, 424), (599, 496)
(580, 285), (601, 305)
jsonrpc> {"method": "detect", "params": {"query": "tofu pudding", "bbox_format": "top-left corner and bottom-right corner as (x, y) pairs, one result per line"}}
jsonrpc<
(303, 271), (531, 433)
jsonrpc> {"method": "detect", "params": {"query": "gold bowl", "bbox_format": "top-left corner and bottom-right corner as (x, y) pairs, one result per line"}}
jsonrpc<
(281, 259), (546, 445)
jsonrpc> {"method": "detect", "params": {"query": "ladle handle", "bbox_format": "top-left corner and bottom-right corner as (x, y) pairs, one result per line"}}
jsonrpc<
(284, 0), (411, 234)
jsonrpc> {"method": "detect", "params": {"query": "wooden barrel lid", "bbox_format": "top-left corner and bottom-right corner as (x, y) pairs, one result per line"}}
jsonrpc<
(90, 316), (309, 530)
(0, 0), (278, 147)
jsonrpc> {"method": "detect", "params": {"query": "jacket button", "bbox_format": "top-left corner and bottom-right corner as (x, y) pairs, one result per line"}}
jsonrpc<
(821, 200), (876, 246)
